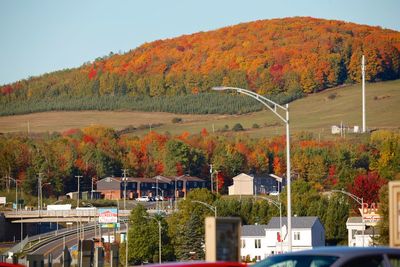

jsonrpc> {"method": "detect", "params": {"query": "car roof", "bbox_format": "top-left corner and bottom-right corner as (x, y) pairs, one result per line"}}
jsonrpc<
(145, 261), (246, 267)
(287, 246), (400, 257)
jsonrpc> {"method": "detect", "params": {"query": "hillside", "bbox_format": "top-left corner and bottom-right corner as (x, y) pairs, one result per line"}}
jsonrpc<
(1, 17), (400, 115)
(1, 79), (398, 137)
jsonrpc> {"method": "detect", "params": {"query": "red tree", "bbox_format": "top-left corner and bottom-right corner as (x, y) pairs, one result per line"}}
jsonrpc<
(348, 171), (386, 205)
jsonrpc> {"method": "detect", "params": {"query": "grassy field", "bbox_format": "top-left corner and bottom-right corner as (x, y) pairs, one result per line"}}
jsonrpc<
(0, 79), (399, 138)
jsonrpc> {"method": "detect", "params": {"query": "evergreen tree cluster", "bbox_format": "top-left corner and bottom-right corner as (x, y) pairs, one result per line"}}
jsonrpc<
(0, 92), (303, 116)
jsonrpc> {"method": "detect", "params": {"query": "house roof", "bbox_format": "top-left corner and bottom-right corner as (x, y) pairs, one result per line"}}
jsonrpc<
(347, 217), (363, 224)
(266, 216), (320, 229)
(232, 173), (253, 181)
(176, 175), (205, 182)
(242, 225), (268, 237)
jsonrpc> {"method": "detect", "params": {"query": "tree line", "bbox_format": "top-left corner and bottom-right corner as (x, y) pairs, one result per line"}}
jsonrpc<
(0, 92), (303, 116)
(0, 127), (398, 202)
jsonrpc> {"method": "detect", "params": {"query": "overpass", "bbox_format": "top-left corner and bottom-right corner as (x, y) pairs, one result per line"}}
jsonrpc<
(3, 209), (132, 223)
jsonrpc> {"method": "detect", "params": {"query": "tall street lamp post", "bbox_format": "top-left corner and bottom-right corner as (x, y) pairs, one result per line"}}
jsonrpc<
(144, 215), (162, 264)
(212, 86), (292, 251)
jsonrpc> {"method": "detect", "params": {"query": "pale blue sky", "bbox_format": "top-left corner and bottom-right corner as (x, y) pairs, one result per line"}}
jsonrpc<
(1, 0), (399, 85)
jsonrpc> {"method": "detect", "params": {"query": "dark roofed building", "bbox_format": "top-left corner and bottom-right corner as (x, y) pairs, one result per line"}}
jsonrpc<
(97, 175), (206, 200)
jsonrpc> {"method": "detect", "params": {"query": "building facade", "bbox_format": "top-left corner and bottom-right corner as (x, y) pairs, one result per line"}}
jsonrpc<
(241, 217), (325, 262)
(346, 217), (379, 247)
(228, 173), (284, 196)
(96, 175), (207, 200)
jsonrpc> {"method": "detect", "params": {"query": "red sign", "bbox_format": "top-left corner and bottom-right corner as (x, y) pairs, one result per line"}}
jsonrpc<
(98, 208), (118, 223)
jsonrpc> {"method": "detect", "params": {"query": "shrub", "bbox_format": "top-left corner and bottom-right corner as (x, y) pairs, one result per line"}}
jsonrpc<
(172, 117), (182, 123)
(232, 123), (244, 131)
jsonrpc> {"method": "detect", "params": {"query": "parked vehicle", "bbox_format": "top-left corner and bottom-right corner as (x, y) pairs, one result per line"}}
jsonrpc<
(155, 195), (164, 201)
(136, 196), (151, 202)
(145, 262), (246, 267)
(253, 247), (400, 267)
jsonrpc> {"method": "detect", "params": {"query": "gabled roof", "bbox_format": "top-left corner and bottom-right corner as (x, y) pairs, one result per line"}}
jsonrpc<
(176, 175), (205, 182)
(346, 217), (363, 224)
(266, 216), (321, 229)
(153, 175), (174, 183)
(232, 173), (253, 181)
(242, 225), (268, 237)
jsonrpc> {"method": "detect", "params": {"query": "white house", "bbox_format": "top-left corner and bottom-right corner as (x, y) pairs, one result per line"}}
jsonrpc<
(240, 224), (268, 262)
(241, 217), (325, 262)
(265, 217), (325, 254)
(228, 173), (284, 196)
(228, 173), (254, 195)
(346, 217), (379, 247)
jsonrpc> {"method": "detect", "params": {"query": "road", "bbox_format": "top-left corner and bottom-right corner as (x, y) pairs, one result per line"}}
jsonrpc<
(28, 224), (127, 261)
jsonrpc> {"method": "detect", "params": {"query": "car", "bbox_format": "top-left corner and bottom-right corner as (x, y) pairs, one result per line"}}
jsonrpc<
(136, 196), (151, 202)
(155, 195), (164, 201)
(145, 261), (246, 267)
(252, 246), (400, 267)
(269, 191), (280, 196)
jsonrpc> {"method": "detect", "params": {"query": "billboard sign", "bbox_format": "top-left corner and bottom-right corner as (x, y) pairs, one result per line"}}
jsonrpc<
(98, 208), (118, 224)
(0, 197), (6, 204)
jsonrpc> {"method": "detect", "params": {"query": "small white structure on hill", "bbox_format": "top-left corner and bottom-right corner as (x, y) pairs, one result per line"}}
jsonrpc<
(228, 173), (254, 195)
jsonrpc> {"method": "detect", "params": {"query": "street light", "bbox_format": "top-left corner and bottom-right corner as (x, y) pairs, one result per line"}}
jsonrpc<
(212, 86), (292, 251)
(332, 189), (365, 246)
(254, 196), (283, 253)
(143, 215), (162, 264)
(152, 186), (165, 213)
(122, 169), (128, 210)
(192, 200), (217, 218)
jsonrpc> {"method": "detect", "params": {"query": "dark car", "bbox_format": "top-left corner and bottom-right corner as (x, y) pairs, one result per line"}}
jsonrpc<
(145, 262), (246, 267)
(253, 247), (400, 267)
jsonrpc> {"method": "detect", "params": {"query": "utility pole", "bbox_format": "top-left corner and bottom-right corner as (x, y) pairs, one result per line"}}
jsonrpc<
(75, 175), (82, 208)
(210, 164), (213, 193)
(37, 173), (43, 211)
(91, 177), (95, 200)
(122, 169), (128, 210)
(362, 55), (366, 133)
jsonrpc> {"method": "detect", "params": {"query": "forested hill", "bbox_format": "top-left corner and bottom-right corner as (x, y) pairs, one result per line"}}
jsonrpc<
(1, 17), (400, 115)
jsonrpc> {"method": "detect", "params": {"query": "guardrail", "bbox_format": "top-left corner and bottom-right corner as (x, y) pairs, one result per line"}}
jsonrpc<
(4, 209), (131, 218)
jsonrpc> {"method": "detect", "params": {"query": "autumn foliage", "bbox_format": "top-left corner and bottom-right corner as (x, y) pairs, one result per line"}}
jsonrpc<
(1, 17), (400, 107)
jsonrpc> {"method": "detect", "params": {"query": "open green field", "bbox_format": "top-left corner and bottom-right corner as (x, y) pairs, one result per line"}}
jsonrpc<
(0, 80), (399, 138)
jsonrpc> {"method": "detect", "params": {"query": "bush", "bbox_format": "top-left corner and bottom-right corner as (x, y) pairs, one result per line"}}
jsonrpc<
(172, 117), (182, 123)
(252, 123), (260, 129)
(232, 123), (244, 131)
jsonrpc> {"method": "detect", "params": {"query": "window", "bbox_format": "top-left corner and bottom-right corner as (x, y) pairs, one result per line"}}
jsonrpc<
(352, 229), (357, 239)
(388, 254), (400, 267)
(342, 255), (384, 267)
(194, 182), (198, 187)
(255, 239), (261, 248)
(241, 239), (246, 248)
(294, 232), (300, 240)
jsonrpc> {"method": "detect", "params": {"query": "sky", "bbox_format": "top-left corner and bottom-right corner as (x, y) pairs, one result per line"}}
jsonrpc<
(1, 0), (399, 85)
